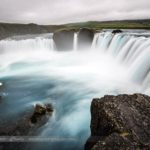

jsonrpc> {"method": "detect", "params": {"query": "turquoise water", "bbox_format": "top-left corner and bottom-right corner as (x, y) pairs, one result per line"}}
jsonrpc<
(0, 32), (149, 149)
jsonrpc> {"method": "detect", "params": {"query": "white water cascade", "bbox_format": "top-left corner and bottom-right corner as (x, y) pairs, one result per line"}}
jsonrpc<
(0, 30), (150, 150)
(91, 33), (99, 49)
(0, 35), (54, 53)
(90, 31), (150, 92)
(73, 32), (78, 51)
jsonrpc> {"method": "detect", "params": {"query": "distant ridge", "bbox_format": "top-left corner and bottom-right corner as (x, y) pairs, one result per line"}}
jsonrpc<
(64, 19), (150, 30)
(0, 19), (150, 40)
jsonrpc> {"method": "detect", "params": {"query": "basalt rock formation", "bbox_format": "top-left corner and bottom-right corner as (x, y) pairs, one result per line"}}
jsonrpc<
(53, 29), (75, 51)
(30, 103), (53, 124)
(78, 28), (94, 49)
(53, 28), (95, 51)
(112, 29), (122, 34)
(85, 94), (150, 150)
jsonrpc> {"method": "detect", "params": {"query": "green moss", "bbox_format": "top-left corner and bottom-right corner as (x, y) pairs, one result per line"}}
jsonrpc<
(120, 132), (130, 137)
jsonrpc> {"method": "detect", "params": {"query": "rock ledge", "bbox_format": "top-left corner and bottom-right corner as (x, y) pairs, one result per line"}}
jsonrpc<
(85, 94), (150, 150)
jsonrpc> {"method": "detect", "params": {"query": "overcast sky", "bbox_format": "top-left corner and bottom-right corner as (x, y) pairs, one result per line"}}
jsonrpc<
(0, 0), (150, 25)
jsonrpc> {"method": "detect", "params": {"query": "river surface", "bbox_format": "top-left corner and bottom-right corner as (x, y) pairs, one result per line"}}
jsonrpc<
(0, 30), (149, 150)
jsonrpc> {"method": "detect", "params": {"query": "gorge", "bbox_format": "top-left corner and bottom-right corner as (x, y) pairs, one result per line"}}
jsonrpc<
(0, 28), (150, 150)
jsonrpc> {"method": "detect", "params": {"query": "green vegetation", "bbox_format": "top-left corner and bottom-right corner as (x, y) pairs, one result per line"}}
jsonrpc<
(0, 23), (65, 39)
(64, 19), (150, 30)
(0, 19), (150, 39)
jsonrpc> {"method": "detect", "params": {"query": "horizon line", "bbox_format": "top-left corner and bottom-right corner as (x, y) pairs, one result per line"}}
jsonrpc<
(0, 18), (150, 26)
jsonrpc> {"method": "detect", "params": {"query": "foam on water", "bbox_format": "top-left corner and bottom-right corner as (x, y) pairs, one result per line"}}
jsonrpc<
(0, 31), (150, 150)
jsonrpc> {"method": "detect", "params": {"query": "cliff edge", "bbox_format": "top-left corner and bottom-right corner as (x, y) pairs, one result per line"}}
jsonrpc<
(85, 94), (150, 150)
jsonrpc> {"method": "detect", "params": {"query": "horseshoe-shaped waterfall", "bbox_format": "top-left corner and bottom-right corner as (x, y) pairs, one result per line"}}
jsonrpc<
(0, 30), (150, 150)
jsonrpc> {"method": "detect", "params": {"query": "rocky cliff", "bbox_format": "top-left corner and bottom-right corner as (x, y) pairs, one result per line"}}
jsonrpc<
(53, 29), (75, 51)
(85, 94), (150, 150)
(53, 28), (94, 51)
(78, 28), (94, 49)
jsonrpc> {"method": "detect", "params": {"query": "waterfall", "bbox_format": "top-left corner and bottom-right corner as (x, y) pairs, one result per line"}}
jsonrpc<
(95, 31), (150, 65)
(95, 31), (150, 89)
(91, 33), (99, 49)
(98, 32), (113, 51)
(0, 31), (150, 150)
(0, 31), (150, 92)
(0, 36), (54, 53)
(73, 32), (78, 51)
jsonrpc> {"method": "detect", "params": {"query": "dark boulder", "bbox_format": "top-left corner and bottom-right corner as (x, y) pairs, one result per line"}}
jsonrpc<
(30, 103), (53, 124)
(53, 29), (75, 51)
(78, 28), (94, 49)
(0, 103), (53, 150)
(0, 103), (53, 136)
(112, 29), (122, 34)
(45, 103), (54, 112)
(85, 94), (150, 150)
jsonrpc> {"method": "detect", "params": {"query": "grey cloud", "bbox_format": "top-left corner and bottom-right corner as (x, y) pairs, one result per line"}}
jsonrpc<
(0, 0), (150, 24)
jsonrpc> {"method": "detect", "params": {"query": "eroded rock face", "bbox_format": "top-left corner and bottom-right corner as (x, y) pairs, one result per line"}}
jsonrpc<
(78, 28), (94, 49)
(85, 94), (150, 150)
(53, 28), (94, 51)
(53, 30), (75, 51)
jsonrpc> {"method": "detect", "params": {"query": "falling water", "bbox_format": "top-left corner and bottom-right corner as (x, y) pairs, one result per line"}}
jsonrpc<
(0, 30), (150, 150)
(93, 31), (150, 91)
(0, 36), (54, 53)
(73, 32), (78, 51)
(91, 33), (99, 49)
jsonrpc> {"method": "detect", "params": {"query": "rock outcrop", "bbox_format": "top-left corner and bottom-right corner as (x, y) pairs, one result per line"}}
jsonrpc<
(0, 103), (53, 150)
(78, 28), (94, 49)
(85, 94), (150, 150)
(112, 29), (122, 34)
(53, 29), (75, 51)
(53, 28), (94, 51)
(0, 103), (53, 136)
(30, 103), (53, 124)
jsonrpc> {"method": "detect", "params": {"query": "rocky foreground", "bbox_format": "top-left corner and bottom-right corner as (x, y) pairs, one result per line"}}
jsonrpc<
(0, 103), (53, 136)
(85, 94), (150, 150)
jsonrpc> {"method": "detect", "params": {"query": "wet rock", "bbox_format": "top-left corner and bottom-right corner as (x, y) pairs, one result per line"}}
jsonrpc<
(0, 112), (33, 136)
(30, 103), (53, 124)
(0, 95), (2, 102)
(78, 28), (94, 49)
(112, 29), (122, 34)
(53, 29), (75, 51)
(0, 103), (53, 136)
(45, 103), (54, 112)
(85, 94), (150, 150)
(0, 103), (53, 150)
